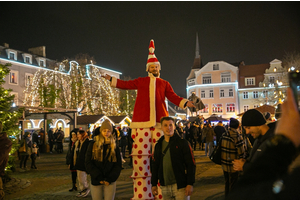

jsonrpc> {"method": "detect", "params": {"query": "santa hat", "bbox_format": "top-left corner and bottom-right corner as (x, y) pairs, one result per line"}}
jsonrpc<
(146, 39), (160, 71)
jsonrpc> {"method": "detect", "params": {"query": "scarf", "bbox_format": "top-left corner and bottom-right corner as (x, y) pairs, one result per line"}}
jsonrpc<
(73, 136), (88, 166)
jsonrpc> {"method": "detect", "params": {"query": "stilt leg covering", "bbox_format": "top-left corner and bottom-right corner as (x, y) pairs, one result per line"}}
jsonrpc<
(130, 127), (164, 200)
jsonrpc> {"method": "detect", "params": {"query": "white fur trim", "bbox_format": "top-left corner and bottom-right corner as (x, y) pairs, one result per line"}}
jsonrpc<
(149, 75), (156, 126)
(129, 122), (161, 129)
(179, 99), (189, 109)
(110, 77), (117, 87)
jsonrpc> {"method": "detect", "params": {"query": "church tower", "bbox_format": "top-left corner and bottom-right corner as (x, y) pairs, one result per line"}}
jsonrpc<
(186, 33), (203, 86)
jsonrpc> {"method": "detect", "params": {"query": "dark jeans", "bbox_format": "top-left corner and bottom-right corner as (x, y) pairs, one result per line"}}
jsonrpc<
(121, 145), (127, 157)
(71, 171), (77, 184)
(20, 155), (29, 168)
(223, 171), (239, 196)
(49, 141), (54, 152)
(128, 145), (132, 166)
(31, 154), (37, 168)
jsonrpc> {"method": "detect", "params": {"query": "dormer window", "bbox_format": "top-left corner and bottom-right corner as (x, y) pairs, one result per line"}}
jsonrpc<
(36, 57), (46, 67)
(10, 52), (15, 60)
(40, 60), (45, 67)
(6, 49), (18, 61)
(22, 53), (32, 64)
(26, 57), (30, 63)
(213, 64), (219, 70)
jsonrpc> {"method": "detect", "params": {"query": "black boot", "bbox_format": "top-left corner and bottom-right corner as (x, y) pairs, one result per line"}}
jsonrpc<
(69, 183), (77, 192)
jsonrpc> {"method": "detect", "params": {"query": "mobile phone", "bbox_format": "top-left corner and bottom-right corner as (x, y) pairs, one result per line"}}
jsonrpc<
(288, 71), (300, 109)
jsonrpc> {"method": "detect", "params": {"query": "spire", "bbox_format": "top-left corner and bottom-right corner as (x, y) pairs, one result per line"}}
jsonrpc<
(192, 32), (202, 69)
(195, 32), (200, 58)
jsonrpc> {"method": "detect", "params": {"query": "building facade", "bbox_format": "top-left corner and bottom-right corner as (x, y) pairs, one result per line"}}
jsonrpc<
(0, 43), (122, 136)
(186, 36), (288, 122)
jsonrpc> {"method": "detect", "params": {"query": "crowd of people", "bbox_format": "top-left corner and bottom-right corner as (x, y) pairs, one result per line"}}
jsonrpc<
(7, 37), (300, 199)
(12, 98), (300, 200)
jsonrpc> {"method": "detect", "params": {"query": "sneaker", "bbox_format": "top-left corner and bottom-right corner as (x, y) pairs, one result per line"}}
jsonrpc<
(80, 188), (90, 197)
(76, 189), (85, 197)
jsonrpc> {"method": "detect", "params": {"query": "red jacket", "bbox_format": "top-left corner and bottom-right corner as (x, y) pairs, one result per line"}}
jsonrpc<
(111, 73), (187, 128)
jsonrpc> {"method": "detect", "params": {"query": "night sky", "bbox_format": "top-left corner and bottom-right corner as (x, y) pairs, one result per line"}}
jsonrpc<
(1, 2), (300, 97)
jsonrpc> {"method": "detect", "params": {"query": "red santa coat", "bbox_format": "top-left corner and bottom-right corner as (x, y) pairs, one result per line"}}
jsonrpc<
(111, 73), (188, 129)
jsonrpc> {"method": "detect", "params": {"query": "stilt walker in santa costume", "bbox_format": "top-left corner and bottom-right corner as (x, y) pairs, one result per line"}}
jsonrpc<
(104, 39), (195, 200)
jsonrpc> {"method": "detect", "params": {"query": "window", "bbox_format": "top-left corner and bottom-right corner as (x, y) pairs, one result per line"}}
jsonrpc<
(245, 77), (255, 86)
(221, 72), (231, 82)
(262, 90), (268, 98)
(226, 103), (235, 112)
(220, 89), (224, 97)
(201, 90), (205, 98)
(244, 105), (249, 112)
(213, 64), (219, 70)
(9, 70), (18, 85)
(9, 52), (15, 60)
(253, 91), (258, 99)
(27, 122), (32, 129)
(25, 56), (31, 64)
(243, 91), (248, 99)
(40, 60), (45, 67)
(213, 104), (222, 113)
(26, 73), (34, 86)
(202, 104), (208, 113)
(203, 74), (211, 84)
(11, 92), (18, 106)
(229, 89), (233, 97)
(253, 104), (259, 108)
(209, 90), (214, 98)
(269, 76), (275, 83)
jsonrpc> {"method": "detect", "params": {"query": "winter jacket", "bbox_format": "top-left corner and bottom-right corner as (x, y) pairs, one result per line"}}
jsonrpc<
(221, 128), (245, 172)
(71, 138), (90, 171)
(151, 133), (195, 189)
(19, 136), (31, 156)
(243, 122), (276, 172)
(227, 135), (299, 200)
(66, 141), (76, 170)
(204, 126), (215, 143)
(214, 123), (226, 144)
(85, 141), (122, 185)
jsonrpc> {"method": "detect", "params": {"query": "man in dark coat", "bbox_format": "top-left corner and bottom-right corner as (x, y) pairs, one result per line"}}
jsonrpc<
(214, 121), (226, 145)
(227, 88), (300, 200)
(190, 121), (199, 150)
(0, 132), (12, 199)
(48, 128), (54, 153)
(151, 117), (195, 199)
(232, 109), (276, 172)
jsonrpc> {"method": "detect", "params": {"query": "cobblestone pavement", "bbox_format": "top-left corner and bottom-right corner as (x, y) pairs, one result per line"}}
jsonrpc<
(4, 144), (225, 200)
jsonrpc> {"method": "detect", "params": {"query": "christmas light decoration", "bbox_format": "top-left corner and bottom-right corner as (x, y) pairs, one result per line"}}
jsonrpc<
(23, 60), (122, 115)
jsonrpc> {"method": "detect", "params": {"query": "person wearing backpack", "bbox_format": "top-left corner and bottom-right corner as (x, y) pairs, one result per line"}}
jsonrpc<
(220, 118), (245, 196)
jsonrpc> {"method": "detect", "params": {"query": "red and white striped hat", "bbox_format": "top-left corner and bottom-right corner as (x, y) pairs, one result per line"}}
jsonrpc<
(146, 39), (160, 71)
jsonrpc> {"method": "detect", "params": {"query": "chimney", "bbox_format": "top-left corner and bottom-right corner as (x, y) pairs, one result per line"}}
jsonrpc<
(4, 43), (9, 48)
(28, 46), (46, 57)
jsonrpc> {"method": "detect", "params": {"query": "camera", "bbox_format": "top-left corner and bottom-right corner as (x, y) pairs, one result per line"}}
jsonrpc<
(288, 71), (300, 109)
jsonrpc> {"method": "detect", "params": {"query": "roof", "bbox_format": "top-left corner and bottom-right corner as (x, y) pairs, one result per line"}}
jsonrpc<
(238, 105), (276, 116)
(106, 116), (130, 124)
(77, 114), (105, 125)
(239, 63), (270, 88)
(168, 101), (186, 116)
(239, 63), (269, 76)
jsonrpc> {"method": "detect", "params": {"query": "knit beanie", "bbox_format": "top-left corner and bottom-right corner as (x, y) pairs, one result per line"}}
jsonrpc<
(100, 119), (113, 133)
(242, 109), (266, 126)
(229, 118), (240, 129)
